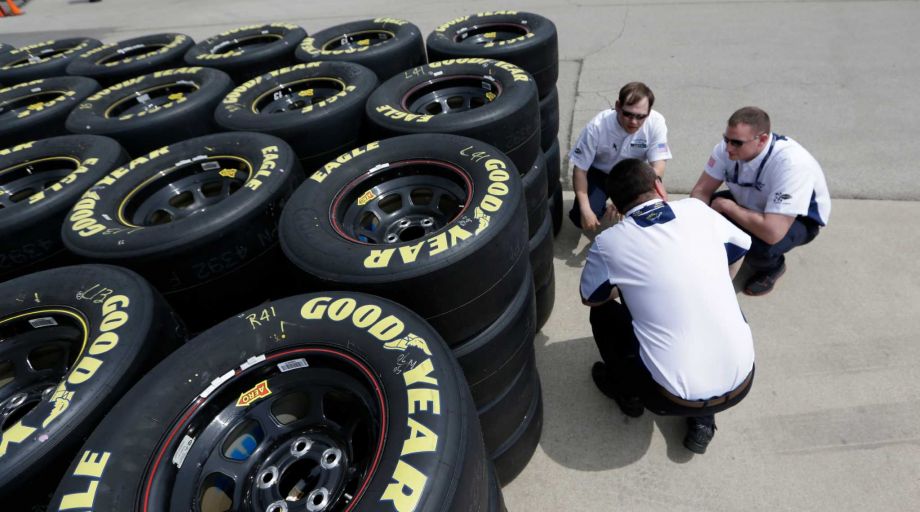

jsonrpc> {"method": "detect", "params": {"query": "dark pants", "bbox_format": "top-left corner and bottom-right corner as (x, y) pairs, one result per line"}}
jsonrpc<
(589, 300), (753, 426)
(569, 167), (609, 228)
(713, 190), (821, 272)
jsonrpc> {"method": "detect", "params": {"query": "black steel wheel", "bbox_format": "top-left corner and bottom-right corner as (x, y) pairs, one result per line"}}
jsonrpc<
(365, 59), (540, 174)
(214, 61), (377, 173)
(145, 348), (385, 512)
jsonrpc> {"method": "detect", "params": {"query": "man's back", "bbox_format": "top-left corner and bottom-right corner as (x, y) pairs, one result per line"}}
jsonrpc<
(584, 198), (754, 399)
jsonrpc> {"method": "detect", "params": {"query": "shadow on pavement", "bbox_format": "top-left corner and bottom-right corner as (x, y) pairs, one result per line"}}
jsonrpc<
(533, 333), (654, 471)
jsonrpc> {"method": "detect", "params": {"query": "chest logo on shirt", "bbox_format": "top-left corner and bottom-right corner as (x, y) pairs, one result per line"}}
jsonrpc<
(773, 192), (792, 204)
(629, 139), (648, 149)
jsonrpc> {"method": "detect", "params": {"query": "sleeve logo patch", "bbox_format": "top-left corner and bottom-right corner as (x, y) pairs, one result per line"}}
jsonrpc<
(773, 192), (792, 204)
(236, 380), (272, 407)
(707, 156), (716, 168)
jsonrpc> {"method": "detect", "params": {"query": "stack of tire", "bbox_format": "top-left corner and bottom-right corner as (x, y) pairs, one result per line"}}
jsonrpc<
(426, 11), (559, 332)
(0, 14), (558, 507)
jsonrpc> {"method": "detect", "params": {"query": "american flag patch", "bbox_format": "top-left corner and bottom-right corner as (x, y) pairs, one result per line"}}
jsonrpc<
(707, 156), (716, 168)
(657, 143), (668, 152)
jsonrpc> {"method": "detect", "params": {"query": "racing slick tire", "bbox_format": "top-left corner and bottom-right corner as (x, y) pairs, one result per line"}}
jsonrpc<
(0, 43), (15, 55)
(549, 181), (563, 237)
(529, 209), (555, 331)
(535, 267), (556, 333)
(0, 264), (184, 509)
(491, 372), (543, 486)
(426, 12), (558, 98)
(544, 137), (560, 195)
(65, 33), (195, 87)
(0, 76), (100, 148)
(539, 85), (559, 150)
(295, 18), (426, 81)
(214, 61), (378, 173)
(65, 66), (234, 157)
(60, 132), (304, 333)
(0, 135), (128, 282)
(185, 23), (307, 84)
(279, 133), (530, 346)
(0, 38), (101, 85)
(478, 350), (539, 457)
(50, 292), (491, 512)
(453, 275), (536, 407)
(365, 58), (540, 175)
(522, 149), (548, 239)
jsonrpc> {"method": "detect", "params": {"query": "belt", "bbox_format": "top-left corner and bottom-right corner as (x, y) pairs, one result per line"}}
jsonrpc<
(658, 367), (754, 409)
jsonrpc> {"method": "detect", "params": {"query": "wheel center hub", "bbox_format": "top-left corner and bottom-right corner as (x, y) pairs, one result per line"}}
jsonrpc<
(251, 431), (350, 512)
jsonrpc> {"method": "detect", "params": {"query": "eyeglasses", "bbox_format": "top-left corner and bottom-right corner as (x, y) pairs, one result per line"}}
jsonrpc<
(723, 133), (764, 148)
(620, 110), (649, 121)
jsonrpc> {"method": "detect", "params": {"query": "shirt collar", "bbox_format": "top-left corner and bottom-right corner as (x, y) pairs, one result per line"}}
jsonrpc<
(625, 198), (664, 217)
(743, 133), (774, 168)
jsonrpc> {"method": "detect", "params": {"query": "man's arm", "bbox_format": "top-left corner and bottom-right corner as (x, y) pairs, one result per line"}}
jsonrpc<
(690, 171), (722, 204)
(573, 165), (602, 231)
(711, 199), (795, 245)
(650, 160), (666, 178)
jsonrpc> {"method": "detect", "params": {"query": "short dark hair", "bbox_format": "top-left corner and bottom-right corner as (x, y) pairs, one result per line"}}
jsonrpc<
(728, 106), (771, 134)
(605, 159), (658, 213)
(618, 82), (655, 110)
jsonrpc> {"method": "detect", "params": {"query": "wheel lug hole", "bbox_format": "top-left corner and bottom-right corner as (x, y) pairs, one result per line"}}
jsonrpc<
(256, 466), (279, 489)
(9, 393), (27, 407)
(386, 234), (399, 243)
(291, 437), (313, 457)
(421, 218), (434, 227)
(398, 219), (411, 228)
(306, 488), (330, 511)
(267, 501), (288, 512)
(320, 448), (341, 469)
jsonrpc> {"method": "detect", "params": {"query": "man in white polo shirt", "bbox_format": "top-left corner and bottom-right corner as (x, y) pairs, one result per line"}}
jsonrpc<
(569, 82), (672, 233)
(581, 159), (755, 454)
(691, 106), (831, 295)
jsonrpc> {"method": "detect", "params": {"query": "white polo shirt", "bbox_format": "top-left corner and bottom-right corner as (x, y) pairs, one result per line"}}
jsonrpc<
(580, 198), (754, 400)
(705, 134), (831, 226)
(569, 108), (672, 173)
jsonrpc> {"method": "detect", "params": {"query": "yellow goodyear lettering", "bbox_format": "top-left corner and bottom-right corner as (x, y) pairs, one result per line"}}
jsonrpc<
(244, 146), (280, 191)
(0, 141), (35, 156)
(69, 192), (106, 238)
(87, 75), (146, 101)
(373, 104), (433, 123)
(309, 141), (380, 183)
(58, 450), (111, 510)
(435, 16), (470, 33)
(153, 67), (201, 78)
(300, 296), (405, 342)
(363, 224), (473, 269)
(300, 85), (356, 113)
(381, 357), (441, 511)
(374, 17), (409, 26)
(476, 10), (518, 16)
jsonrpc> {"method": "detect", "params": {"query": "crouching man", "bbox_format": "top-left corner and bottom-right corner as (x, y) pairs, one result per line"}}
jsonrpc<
(581, 159), (755, 453)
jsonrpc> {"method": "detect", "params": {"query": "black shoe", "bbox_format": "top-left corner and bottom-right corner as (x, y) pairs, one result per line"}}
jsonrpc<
(744, 263), (786, 296)
(591, 362), (644, 418)
(683, 418), (716, 454)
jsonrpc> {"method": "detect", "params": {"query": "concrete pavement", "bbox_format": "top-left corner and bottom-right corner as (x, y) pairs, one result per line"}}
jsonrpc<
(3, 1), (919, 510)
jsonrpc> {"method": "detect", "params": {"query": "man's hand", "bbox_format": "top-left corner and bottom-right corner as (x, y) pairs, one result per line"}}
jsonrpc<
(602, 203), (621, 224)
(711, 196), (736, 215)
(581, 208), (601, 232)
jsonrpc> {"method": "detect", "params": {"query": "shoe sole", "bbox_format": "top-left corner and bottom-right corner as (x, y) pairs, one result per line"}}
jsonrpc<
(743, 265), (786, 296)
